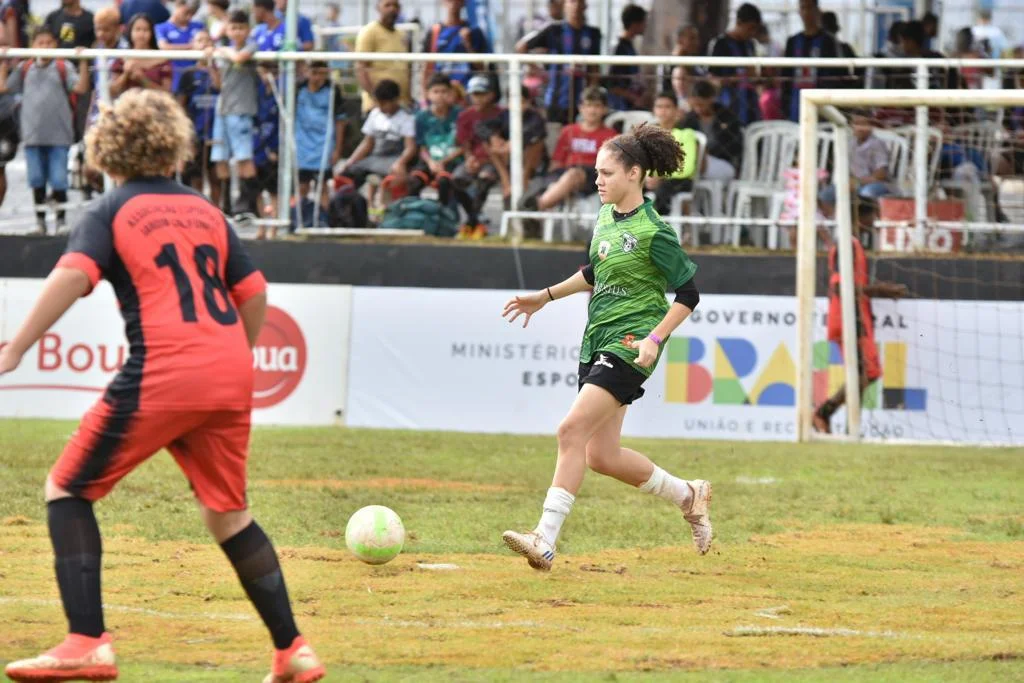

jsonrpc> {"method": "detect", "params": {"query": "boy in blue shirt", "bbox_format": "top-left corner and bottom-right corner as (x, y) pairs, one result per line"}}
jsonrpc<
(156, 0), (206, 91)
(295, 61), (345, 217)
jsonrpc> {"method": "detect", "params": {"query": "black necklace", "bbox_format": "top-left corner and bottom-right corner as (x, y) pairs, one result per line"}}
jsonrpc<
(612, 204), (643, 222)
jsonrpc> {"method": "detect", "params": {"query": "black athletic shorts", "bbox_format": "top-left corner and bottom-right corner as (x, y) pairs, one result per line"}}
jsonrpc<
(257, 162), (278, 194)
(578, 352), (647, 405)
(298, 169), (327, 184)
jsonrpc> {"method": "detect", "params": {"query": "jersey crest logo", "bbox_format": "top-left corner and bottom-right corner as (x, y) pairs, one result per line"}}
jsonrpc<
(622, 232), (638, 253)
(597, 240), (611, 260)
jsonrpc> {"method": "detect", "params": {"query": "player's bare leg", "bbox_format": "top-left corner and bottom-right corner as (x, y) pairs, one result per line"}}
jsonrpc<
(814, 373), (872, 434)
(536, 167), (586, 211)
(5, 478), (118, 682)
(503, 385), (620, 570)
(201, 505), (325, 683)
(586, 407), (713, 555)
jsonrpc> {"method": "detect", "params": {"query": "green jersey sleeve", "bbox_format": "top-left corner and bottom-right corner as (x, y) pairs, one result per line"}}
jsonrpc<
(650, 226), (697, 290)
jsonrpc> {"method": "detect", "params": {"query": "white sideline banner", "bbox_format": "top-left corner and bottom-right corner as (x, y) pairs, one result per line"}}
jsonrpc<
(0, 279), (350, 425)
(347, 287), (1024, 444)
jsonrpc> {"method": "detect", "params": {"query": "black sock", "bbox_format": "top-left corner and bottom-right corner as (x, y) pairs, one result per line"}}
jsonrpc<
(33, 187), (46, 221)
(47, 498), (105, 638)
(240, 177), (261, 215)
(220, 180), (232, 213)
(437, 177), (453, 206)
(220, 522), (300, 650)
(53, 190), (67, 223)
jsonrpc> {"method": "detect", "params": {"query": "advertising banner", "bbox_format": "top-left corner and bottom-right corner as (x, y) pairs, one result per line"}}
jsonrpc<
(347, 287), (1024, 444)
(0, 280), (351, 426)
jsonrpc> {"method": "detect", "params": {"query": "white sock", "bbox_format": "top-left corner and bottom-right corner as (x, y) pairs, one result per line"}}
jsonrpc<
(639, 465), (693, 509)
(534, 487), (575, 546)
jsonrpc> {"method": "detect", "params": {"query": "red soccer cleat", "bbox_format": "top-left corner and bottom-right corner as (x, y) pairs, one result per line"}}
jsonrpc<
(5, 632), (117, 681)
(261, 636), (325, 683)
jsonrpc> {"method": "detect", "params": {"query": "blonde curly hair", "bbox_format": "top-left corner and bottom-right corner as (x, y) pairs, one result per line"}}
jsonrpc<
(85, 89), (195, 179)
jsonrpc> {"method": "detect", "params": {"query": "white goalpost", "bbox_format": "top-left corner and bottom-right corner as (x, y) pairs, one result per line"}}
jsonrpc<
(796, 89), (1024, 448)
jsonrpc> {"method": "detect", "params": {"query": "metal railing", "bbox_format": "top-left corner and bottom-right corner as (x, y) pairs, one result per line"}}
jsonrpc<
(2, 47), (1022, 237)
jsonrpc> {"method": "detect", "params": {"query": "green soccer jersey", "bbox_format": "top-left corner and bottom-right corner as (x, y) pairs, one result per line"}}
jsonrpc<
(580, 200), (698, 377)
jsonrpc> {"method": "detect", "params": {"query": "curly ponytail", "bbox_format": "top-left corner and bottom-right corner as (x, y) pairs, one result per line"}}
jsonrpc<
(603, 123), (685, 180)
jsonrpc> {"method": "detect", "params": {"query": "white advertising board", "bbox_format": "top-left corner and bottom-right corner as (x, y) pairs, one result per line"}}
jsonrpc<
(347, 287), (1024, 444)
(0, 279), (350, 426)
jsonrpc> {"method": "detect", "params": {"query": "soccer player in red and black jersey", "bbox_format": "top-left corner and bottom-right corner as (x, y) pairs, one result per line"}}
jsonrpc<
(813, 201), (907, 434)
(0, 89), (325, 683)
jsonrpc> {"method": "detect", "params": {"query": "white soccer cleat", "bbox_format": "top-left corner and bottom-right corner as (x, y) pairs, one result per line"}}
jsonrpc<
(501, 530), (555, 571)
(683, 480), (713, 555)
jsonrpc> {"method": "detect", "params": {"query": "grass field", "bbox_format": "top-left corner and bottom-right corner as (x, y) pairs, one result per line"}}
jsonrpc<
(0, 420), (1022, 682)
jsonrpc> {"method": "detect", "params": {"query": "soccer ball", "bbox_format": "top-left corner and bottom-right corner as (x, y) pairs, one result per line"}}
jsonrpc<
(345, 505), (405, 565)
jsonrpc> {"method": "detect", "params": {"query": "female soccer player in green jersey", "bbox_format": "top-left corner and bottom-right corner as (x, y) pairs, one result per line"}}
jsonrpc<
(501, 124), (712, 571)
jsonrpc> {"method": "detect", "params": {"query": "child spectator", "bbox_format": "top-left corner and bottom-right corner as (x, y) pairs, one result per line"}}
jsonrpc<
(483, 86), (548, 207)
(520, 85), (615, 212)
(295, 61), (346, 220)
(177, 29), (220, 204)
(157, 0), (206, 91)
(679, 80), (742, 182)
(0, 27), (89, 233)
(451, 74), (504, 238)
(208, 9), (259, 215)
(112, 14), (172, 95)
(849, 112), (893, 200)
(205, 0), (229, 43)
(251, 0), (292, 52)
(253, 73), (280, 238)
(645, 91), (698, 214)
(334, 79), (416, 205)
(515, 0), (601, 125)
(408, 74), (462, 206)
(606, 4), (648, 111)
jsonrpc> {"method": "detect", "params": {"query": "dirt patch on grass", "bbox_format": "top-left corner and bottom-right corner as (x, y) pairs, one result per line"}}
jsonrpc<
(252, 478), (513, 493)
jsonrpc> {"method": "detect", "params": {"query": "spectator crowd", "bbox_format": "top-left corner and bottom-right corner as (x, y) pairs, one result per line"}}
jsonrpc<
(0, 0), (1018, 239)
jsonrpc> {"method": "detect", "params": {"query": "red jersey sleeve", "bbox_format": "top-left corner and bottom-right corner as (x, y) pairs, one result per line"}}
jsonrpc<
(56, 196), (116, 294)
(223, 219), (266, 306)
(551, 125), (573, 167)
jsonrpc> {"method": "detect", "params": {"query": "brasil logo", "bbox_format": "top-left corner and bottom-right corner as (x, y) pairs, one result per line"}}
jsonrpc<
(664, 337), (926, 410)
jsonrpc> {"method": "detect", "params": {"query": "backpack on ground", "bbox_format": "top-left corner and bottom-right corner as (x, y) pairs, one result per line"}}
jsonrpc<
(328, 187), (369, 228)
(379, 197), (460, 237)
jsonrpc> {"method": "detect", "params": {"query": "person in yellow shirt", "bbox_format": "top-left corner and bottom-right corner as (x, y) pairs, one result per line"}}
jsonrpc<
(644, 91), (697, 215)
(355, 0), (411, 114)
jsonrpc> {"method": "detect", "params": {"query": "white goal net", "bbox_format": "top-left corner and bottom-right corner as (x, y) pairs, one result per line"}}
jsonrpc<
(796, 89), (1024, 446)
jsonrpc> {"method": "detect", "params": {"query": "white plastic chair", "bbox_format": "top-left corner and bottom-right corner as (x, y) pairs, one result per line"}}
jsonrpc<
(890, 125), (943, 195)
(872, 128), (912, 193)
(605, 110), (658, 134)
(727, 121), (800, 247)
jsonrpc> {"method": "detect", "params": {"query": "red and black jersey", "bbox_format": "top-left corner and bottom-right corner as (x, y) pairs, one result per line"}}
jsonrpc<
(57, 176), (266, 412)
(826, 237), (873, 344)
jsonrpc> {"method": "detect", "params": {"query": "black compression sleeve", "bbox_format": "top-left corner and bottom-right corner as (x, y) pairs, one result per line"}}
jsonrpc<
(674, 277), (700, 309)
(581, 264), (595, 285)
